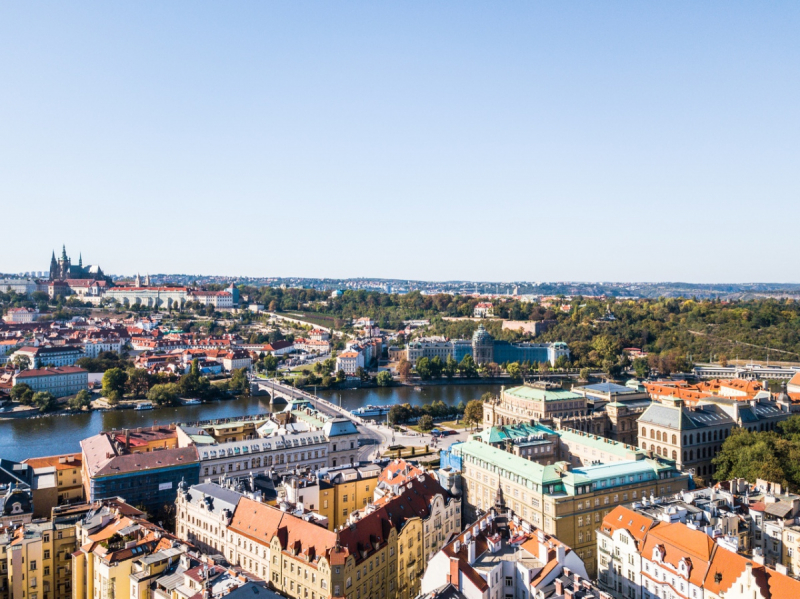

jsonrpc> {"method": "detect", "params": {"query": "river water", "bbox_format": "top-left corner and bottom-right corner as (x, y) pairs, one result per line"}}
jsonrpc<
(0, 384), (500, 462)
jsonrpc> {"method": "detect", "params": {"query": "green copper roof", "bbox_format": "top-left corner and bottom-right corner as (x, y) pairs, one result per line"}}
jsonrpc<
(504, 385), (583, 402)
(556, 428), (645, 459)
(474, 422), (555, 444)
(292, 410), (326, 429)
(451, 440), (563, 488)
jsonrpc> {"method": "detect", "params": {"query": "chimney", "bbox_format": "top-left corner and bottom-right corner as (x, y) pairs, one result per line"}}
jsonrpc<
(448, 556), (460, 588)
(555, 579), (563, 595)
(467, 540), (476, 565)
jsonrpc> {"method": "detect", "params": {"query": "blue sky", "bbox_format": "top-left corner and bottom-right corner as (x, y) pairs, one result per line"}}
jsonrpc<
(1, 3), (798, 282)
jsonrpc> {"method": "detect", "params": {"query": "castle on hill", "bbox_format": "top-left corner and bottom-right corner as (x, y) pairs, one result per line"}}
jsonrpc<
(48, 245), (109, 282)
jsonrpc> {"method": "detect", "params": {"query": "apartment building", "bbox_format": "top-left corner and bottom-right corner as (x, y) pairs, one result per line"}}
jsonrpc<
(12, 366), (89, 398)
(1, 503), (91, 599)
(598, 508), (800, 599)
(2, 308), (39, 324)
(23, 453), (84, 505)
(175, 481), (243, 555)
(335, 351), (363, 375)
(9, 345), (84, 368)
(72, 499), (187, 599)
(176, 467), (458, 599)
(422, 505), (590, 599)
(445, 439), (689, 577)
(637, 396), (791, 482)
(315, 463), (381, 530)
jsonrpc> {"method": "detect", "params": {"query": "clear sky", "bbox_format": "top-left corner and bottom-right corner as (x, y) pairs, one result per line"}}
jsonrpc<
(1, 3), (798, 282)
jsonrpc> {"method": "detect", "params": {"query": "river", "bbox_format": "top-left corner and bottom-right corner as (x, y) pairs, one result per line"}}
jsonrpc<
(0, 384), (500, 462)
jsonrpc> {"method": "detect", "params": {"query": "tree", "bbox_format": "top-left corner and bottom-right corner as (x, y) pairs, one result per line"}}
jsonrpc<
(416, 357), (432, 380)
(456, 400), (466, 413)
(147, 383), (180, 406)
(444, 355), (458, 379)
(429, 356), (443, 379)
(418, 414), (434, 431)
(592, 335), (620, 362)
(376, 371), (393, 387)
(336, 369), (346, 383)
(713, 428), (790, 488)
(579, 367), (591, 381)
(397, 359), (412, 382)
(463, 400), (483, 428)
(260, 354), (278, 372)
(554, 355), (570, 369)
(68, 389), (92, 410)
(506, 362), (522, 380)
(102, 368), (128, 403)
(229, 368), (250, 395)
(354, 366), (369, 383)
(632, 358), (650, 379)
(458, 355), (477, 378)
(33, 391), (57, 413)
(538, 361), (550, 375)
(10, 383), (33, 404)
(12, 355), (30, 371)
(388, 404), (411, 426)
(126, 369), (152, 397)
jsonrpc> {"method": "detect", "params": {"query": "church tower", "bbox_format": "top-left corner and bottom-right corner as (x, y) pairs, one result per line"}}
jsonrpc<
(49, 251), (58, 281)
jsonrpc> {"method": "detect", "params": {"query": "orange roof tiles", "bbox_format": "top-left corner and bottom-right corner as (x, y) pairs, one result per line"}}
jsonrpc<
(704, 547), (769, 597)
(377, 459), (424, 487)
(23, 453), (82, 470)
(642, 523), (715, 587)
(601, 506), (658, 546)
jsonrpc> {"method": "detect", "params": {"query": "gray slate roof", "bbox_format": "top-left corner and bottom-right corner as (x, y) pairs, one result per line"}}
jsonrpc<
(638, 403), (734, 430)
(185, 483), (243, 515)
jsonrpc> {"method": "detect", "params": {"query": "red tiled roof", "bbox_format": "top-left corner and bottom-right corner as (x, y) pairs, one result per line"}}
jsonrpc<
(14, 366), (87, 378)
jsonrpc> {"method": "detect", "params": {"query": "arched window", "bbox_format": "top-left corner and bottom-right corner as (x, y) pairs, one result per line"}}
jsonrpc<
(683, 435), (687, 445)
(672, 435), (677, 445)
(642, 427), (647, 438)
(650, 429), (655, 439)
(656, 431), (662, 442)
(672, 450), (677, 460)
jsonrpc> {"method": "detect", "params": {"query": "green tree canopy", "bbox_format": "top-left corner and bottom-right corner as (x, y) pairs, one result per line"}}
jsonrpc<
(376, 371), (393, 387)
(463, 399), (484, 427)
(147, 383), (180, 406)
(102, 368), (128, 403)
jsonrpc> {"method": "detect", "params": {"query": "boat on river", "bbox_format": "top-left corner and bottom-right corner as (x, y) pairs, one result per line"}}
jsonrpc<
(351, 405), (391, 417)
(134, 401), (154, 411)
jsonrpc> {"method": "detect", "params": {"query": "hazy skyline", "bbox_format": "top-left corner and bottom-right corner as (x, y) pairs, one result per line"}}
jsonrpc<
(1, 3), (798, 282)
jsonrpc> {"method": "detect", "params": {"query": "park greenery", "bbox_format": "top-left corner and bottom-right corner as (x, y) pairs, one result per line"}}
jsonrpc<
(243, 290), (800, 377)
(387, 397), (485, 428)
(100, 360), (250, 406)
(9, 384), (58, 412)
(714, 416), (800, 492)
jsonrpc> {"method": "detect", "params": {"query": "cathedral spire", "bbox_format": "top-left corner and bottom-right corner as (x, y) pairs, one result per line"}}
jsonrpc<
(61, 245), (68, 261)
(78, 253), (83, 268)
